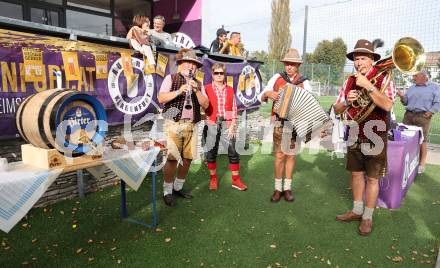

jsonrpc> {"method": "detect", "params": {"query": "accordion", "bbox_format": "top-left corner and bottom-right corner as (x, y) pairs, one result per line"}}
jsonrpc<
(273, 83), (332, 141)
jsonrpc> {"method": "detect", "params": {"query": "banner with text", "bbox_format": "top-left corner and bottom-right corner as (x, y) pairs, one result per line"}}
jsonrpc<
(0, 29), (262, 139)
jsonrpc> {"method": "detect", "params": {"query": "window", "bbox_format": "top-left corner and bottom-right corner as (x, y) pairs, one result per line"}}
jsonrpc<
(30, 7), (60, 26)
(66, 9), (112, 35)
(0, 1), (23, 20)
(114, 0), (152, 37)
(37, 0), (63, 5)
(67, 0), (110, 13)
(0, 0), (153, 37)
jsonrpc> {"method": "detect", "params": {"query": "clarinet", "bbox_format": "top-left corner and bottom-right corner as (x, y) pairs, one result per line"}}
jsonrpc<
(184, 70), (193, 110)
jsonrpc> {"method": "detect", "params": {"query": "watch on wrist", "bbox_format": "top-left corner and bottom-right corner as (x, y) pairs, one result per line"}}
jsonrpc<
(367, 86), (376, 93)
(343, 99), (349, 106)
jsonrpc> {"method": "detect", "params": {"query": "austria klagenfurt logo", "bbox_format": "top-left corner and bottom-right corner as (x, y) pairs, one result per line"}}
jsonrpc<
(236, 65), (261, 108)
(108, 57), (154, 115)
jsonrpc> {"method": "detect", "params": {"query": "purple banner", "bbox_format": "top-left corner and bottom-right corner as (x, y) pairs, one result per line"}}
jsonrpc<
(201, 58), (262, 110)
(377, 130), (421, 209)
(0, 29), (262, 139)
(0, 29), (162, 139)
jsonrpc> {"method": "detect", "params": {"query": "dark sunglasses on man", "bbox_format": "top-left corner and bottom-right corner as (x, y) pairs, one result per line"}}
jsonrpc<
(213, 72), (224, 75)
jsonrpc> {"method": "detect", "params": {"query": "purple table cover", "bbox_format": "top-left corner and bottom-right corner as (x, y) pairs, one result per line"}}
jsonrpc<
(377, 130), (421, 209)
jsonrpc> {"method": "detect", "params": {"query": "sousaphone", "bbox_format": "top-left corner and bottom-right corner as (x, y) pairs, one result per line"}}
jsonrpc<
(342, 37), (426, 123)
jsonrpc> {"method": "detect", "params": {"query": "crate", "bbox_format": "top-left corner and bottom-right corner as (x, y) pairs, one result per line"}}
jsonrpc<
(21, 144), (102, 170)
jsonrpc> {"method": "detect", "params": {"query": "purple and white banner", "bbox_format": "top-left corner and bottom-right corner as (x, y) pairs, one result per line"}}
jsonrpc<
(0, 29), (262, 139)
(200, 58), (262, 111)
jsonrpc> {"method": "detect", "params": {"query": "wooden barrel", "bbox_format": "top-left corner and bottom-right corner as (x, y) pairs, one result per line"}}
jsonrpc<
(16, 89), (107, 155)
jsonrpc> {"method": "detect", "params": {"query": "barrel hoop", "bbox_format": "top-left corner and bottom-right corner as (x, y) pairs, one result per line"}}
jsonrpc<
(17, 95), (36, 143)
(38, 90), (68, 148)
(49, 91), (78, 138)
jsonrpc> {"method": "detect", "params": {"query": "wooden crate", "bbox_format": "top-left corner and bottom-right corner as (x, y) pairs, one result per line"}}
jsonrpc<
(21, 144), (102, 170)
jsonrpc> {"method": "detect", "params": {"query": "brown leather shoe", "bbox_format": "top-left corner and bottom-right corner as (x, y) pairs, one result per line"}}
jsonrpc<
(336, 210), (362, 222)
(284, 190), (295, 202)
(358, 218), (373, 236)
(270, 190), (282, 203)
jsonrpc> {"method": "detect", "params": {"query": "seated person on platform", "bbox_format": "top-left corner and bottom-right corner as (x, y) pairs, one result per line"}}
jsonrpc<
(220, 32), (245, 57)
(150, 15), (173, 46)
(126, 14), (151, 55)
(210, 28), (229, 53)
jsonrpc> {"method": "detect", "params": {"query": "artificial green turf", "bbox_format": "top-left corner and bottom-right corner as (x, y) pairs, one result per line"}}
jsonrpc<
(260, 96), (440, 144)
(1, 151), (439, 267)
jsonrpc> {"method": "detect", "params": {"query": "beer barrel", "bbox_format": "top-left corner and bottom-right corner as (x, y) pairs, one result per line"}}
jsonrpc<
(16, 89), (107, 155)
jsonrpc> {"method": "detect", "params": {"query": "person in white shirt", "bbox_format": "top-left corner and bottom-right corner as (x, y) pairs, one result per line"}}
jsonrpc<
(150, 15), (173, 46)
(257, 48), (311, 203)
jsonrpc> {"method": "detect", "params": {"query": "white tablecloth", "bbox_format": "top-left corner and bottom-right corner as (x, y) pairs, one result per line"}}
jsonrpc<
(0, 165), (62, 233)
(88, 147), (160, 190)
(0, 147), (160, 233)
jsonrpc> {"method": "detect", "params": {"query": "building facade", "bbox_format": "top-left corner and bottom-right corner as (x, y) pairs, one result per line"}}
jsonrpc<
(0, 0), (201, 43)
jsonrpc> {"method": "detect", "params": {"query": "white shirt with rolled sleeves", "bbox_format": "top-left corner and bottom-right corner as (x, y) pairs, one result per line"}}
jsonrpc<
(159, 73), (207, 121)
(257, 73), (313, 103)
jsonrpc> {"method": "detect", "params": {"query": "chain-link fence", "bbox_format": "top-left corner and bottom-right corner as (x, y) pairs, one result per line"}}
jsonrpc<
(260, 60), (440, 144)
(261, 60), (352, 96)
(253, 0), (440, 144)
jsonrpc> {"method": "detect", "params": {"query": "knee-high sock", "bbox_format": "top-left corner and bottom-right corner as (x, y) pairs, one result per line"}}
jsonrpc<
(275, 178), (282, 192)
(173, 178), (185, 191)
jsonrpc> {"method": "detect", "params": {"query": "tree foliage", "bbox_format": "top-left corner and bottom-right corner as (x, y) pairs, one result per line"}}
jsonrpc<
(250, 50), (271, 84)
(268, 0), (291, 61)
(305, 38), (347, 87)
(309, 38), (347, 67)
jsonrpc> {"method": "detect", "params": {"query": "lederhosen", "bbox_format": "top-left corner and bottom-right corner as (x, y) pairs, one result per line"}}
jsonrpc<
(343, 71), (389, 178)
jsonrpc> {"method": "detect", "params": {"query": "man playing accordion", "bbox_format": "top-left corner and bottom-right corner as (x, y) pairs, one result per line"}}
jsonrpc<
(257, 48), (313, 203)
(333, 39), (395, 236)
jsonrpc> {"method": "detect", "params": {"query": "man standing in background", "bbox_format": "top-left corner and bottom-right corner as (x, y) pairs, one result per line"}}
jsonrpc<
(397, 70), (440, 173)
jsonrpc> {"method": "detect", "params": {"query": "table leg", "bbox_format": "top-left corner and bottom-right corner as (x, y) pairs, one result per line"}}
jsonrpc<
(76, 170), (85, 198)
(120, 180), (128, 218)
(151, 161), (157, 227)
(119, 160), (157, 228)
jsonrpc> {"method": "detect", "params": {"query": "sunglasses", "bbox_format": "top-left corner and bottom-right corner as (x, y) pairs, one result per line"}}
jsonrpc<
(213, 72), (224, 75)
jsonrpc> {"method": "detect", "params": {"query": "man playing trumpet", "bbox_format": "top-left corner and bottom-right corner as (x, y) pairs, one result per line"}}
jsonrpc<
(333, 39), (395, 236)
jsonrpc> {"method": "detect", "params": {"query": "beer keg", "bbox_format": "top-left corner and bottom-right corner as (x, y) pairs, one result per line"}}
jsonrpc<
(16, 89), (107, 155)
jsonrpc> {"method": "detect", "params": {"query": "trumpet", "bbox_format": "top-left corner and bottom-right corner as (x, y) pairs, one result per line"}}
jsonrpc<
(184, 70), (193, 110)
